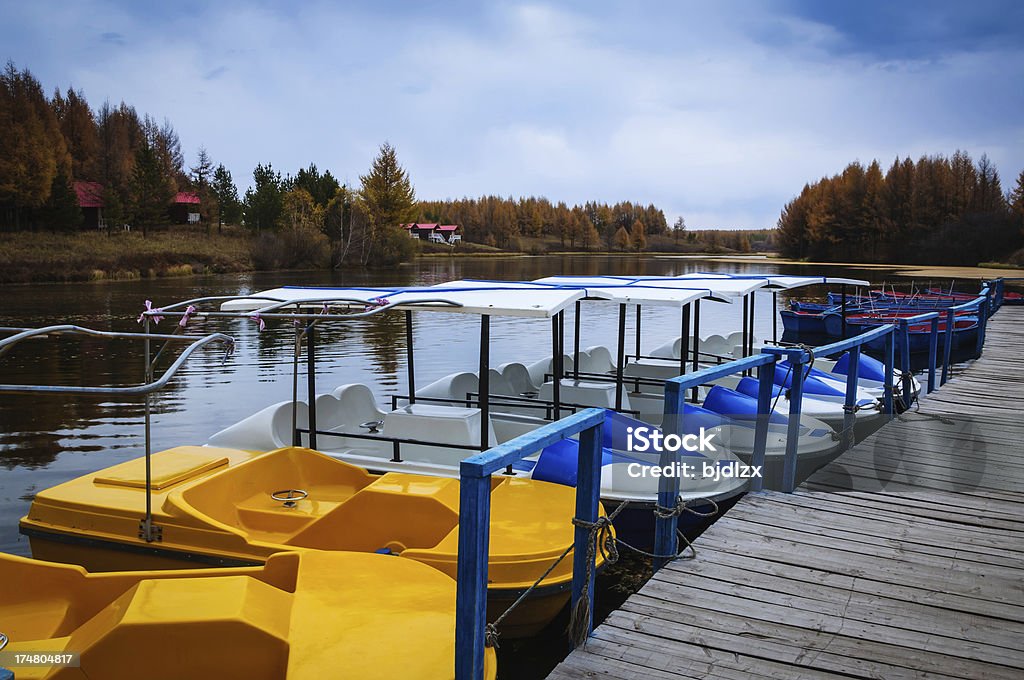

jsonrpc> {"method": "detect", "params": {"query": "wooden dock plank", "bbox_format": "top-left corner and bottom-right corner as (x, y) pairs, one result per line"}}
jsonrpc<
(549, 306), (1024, 679)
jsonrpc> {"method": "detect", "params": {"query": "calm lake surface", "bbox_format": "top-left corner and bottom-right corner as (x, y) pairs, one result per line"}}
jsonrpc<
(0, 255), (944, 555)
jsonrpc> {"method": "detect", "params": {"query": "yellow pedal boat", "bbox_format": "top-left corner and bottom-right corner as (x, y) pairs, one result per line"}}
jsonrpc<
(21, 445), (606, 637)
(0, 549), (496, 679)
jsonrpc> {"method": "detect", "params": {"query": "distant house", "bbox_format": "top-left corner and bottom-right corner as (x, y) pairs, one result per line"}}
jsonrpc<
(73, 181), (105, 229)
(170, 192), (201, 224)
(401, 223), (462, 244)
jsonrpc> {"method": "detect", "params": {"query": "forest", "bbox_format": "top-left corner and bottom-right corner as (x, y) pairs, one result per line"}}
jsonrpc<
(776, 153), (1024, 265)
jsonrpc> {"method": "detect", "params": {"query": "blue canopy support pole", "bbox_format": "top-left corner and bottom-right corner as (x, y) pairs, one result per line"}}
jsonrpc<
(898, 320), (912, 408)
(655, 380), (683, 569)
(573, 301), (581, 381)
(841, 284), (848, 339)
(615, 304), (625, 411)
(884, 329), (895, 418)
(405, 310), (416, 405)
(772, 291), (778, 344)
(479, 315), (490, 451)
(691, 299), (701, 402)
(454, 469), (491, 680)
(782, 351), (805, 492)
(306, 323), (317, 451)
(751, 357), (776, 493)
(569, 419), (603, 647)
(842, 346), (861, 450)
(927, 317), (938, 393)
(679, 304), (690, 378)
(941, 307), (955, 385)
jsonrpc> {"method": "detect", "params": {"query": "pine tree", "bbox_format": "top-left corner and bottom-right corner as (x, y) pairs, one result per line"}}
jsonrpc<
(131, 141), (173, 236)
(211, 164), (240, 231)
(243, 163), (284, 233)
(190, 147), (214, 231)
(358, 142), (417, 265)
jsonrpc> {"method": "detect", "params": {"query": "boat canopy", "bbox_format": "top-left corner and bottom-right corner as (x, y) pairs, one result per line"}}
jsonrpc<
(532, 275), (764, 300)
(438, 279), (720, 308)
(220, 284), (586, 318)
(665, 273), (870, 289)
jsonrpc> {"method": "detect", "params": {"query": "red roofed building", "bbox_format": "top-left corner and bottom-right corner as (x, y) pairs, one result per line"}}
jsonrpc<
(401, 222), (462, 244)
(170, 192), (202, 224)
(73, 181), (105, 229)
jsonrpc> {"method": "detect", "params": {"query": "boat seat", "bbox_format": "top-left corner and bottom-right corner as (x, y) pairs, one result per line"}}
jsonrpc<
(208, 400), (310, 451)
(649, 335), (696, 360)
(701, 334), (731, 356)
(499, 362), (538, 395)
(329, 384), (386, 430)
(526, 355), (574, 387)
(416, 371), (478, 404)
(486, 368), (517, 397)
(582, 345), (616, 373)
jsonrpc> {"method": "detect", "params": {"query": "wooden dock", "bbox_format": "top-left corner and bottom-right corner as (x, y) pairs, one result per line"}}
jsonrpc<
(549, 306), (1024, 679)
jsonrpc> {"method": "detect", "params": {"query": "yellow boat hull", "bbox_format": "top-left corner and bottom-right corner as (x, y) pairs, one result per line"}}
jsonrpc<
(0, 550), (496, 679)
(21, 445), (608, 638)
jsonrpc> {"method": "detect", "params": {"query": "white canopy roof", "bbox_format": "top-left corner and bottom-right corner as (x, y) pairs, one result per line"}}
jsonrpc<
(532, 275), (763, 300)
(442, 279), (717, 308)
(666, 273), (870, 289)
(219, 284), (585, 318)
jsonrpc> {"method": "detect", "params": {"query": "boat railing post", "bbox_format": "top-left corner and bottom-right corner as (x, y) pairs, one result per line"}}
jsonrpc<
(772, 291), (778, 344)
(679, 304), (690, 379)
(941, 307), (955, 385)
(747, 291), (756, 374)
(306, 323), (317, 451)
(751, 353), (776, 493)
(782, 348), (805, 493)
(655, 380), (683, 568)
(898, 319), (912, 408)
(633, 305), (642, 391)
(927, 317), (938, 393)
(691, 299), (701, 402)
(883, 328), (895, 418)
(454, 467), (491, 680)
(573, 301), (581, 381)
(552, 313), (562, 420)
(615, 304), (625, 411)
(840, 283), (847, 339)
(479, 315), (490, 452)
(405, 310), (416, 405)
(569, 418), (603, 648)
(842, 345), (860, 450)
(291, 325), (301, 446)
(142, 317), (154, 542)
(975, 295), (989, 357)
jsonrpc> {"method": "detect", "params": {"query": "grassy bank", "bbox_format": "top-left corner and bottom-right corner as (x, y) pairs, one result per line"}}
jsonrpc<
(0, 228), (254, 284)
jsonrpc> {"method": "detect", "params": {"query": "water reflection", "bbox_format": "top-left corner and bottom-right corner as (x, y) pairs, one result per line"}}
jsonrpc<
(0, 256), (917, 554)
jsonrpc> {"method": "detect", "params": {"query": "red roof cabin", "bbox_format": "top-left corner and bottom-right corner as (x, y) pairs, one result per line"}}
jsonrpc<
(170, 192), (202, 225)
(73, 181), (105, 229)
(401, 223), (462, 244)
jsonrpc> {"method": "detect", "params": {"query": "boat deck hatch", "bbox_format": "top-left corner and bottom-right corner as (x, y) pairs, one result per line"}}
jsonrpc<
(95, 448), (230, 490)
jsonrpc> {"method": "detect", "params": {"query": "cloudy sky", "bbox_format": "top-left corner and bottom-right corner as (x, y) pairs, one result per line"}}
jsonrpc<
(3, 0), (1022, 228)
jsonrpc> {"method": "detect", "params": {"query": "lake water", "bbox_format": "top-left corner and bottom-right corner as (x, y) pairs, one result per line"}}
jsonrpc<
(0, 255), (927, 555)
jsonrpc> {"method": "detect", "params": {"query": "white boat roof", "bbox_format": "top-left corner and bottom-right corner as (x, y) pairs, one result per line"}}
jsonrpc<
(219, 285), (585, 318)
(668, 273), (870, 289)
(533, 275), (762, 299)
(442, 279), (719, 307)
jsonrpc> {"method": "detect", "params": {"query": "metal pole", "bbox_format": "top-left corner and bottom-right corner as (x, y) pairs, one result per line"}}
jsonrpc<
(634, 305), (642, 391)
(748, 291), (756, 359)
(615, 304), (625, 411)
(553, 312), (563, 420)
(691, 299), (701, 402)
(772, 291), (778, 344)
(573, 301), (581, 381)
(679, 304), (690, 378)
(741, 295), (748, 358)
(143, 317), (154, 542)
(479, 315), (490, 451)
(405, 310), (416, 405)
(941, 307), (955, 385)
(306, 323), (318, 450)
(927, 317), (938, 393)
(291, 326), (301, 446)
(841, 284), (847, 339)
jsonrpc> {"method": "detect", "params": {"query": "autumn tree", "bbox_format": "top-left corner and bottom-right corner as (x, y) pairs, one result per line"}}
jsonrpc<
(613, 226), (630, 251)
(356, 142), (417, 265)
(631, 219), (647, 251)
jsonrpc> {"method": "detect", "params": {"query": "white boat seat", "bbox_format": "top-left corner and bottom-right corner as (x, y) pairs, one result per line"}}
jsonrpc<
(526, 354), (574, 387)
(486, 368), (517, 397)
(384, 403), (497, 448)
(329, 384), (386, 429)
(649, 335), (696, 360)
(538, 379), (631, 411)
(209, 399), (310, 450)
(701, 334), (730, 356)
(581, 345), (616, 374)
(415, 371), (478, 403)
(499, 362), (538, 395)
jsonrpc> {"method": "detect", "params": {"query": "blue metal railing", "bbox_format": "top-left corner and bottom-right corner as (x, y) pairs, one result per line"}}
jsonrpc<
(940, 285), (990, 386)
(454, 408), (605, 680)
